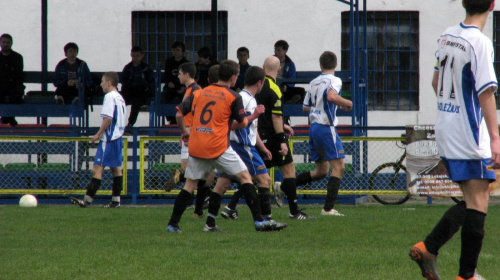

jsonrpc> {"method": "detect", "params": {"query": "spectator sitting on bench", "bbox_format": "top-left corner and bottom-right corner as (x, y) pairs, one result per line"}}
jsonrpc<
(0, 33), (25, 126)
(195, 46), (218, 88)
(121, 46), (154, 132)
(53, 42), (92, 105)
(163, 41), (189, 125)
(274, 39), (304, 104)
(232, 46), (250, 93)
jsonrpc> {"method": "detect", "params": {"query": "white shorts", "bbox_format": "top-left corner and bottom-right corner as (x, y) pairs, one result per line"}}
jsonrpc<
(180, 127), (190, 160)
(185, 146), (247, 180)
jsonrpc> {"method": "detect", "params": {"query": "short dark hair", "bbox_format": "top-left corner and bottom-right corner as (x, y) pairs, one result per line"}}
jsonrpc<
(103, 72), (119, 87)
(131, 46), (143, 53)
(64, 42), (79, 54)
(237, 47), (249, 56)
(172, 41), (185, 52)
(208, 65), (220, 84)
(319, 51), (337, 70)
(179, 62), (196, 79)
(0, 33), (13, 41)
(197, 47), (212, 59)
(218, 60), (239, 82)
(463, 0), (494, 15)
(244, 66), (265, 87)
(274, 40), (289, 51)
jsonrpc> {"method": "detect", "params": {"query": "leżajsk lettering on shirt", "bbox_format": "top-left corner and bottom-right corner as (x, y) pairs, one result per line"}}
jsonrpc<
(434, 22), (498, 160)
(230, 89), (258, 146)
(303, 73), (342, 126)
(100, 90), (127, 142)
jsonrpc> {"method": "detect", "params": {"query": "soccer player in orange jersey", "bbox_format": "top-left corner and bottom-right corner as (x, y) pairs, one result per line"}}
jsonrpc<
(166, 60), (286, 232)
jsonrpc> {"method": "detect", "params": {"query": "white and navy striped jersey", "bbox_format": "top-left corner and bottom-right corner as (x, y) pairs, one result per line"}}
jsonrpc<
(230, 89), (258, 146)
(303, 73), (342, 126)
(434, 22), (498, 160)
(100, 90), (126, 142)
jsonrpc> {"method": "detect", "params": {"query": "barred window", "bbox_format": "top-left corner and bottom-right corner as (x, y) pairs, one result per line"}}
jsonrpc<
(341, 11), (419, 111)
(131, 11), (228, 70)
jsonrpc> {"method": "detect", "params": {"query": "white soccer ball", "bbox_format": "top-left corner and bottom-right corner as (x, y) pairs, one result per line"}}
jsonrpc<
(19, 194), (38, 208)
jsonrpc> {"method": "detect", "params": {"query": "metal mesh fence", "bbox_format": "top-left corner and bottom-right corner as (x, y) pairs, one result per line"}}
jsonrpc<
(140, 137), (183, 194)
(140, 136), (408, 195)
(283, 136), (408, 195)
(0, 136), (128, 194)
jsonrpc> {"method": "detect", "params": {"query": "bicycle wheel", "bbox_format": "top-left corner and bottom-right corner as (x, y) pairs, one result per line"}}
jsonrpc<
(369, 162), (411, 205)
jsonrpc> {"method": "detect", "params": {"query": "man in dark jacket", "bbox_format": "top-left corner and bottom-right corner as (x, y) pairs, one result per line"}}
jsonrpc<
(163, 41), (189, 124)
(121, 46), (154, 129)
(53, 42), (92, 105)
(0, 33), (25, 126)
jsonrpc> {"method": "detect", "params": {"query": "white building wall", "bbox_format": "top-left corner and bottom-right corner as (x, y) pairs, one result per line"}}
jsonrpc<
(1, 0), (498, 130)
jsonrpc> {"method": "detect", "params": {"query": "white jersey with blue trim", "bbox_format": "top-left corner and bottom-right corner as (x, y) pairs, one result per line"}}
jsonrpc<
(303, 73), (342, 126)
(230, 89), (257, 146)
(434, 22), (498, 160)
(100, 90), (126, 142)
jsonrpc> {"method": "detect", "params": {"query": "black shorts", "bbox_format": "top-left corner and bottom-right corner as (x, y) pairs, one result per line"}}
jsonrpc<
(259, 130), (293, 168)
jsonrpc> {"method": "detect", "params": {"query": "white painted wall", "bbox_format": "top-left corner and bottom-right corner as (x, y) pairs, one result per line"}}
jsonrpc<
(1, 0), (498, 130)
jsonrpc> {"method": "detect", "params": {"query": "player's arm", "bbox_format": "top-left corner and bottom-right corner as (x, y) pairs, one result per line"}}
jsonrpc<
(256, 133), (272, 161)
(302, 89), (312, 113)
(176, 94), (195, 143)
(231, 117), (248, 130)
(230, 104), (264, 130)
(478, 86), (500, 168)
(272, 114), (285, 134)
(92, 117), (112, 143)
(431, 70), (439, 96)
(272, 114), (288, 155)
(327, 89), (352, 110)
(230, 95), (249, 130)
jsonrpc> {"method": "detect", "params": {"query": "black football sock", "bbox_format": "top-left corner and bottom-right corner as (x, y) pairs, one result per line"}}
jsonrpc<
(458, 209), (486, 279)
(258, 186), (272, 218)
(179, 172), (186, 183)
(280, 178), (299, 215)
(424, 201), (466, 256)
(85, 178), (102, 202)
(168, 189), (192, 227)
(240, 183), (264, 222)
(323, 177), (341, 211)
(206, 192), (222, 228)
(112, 176), (123, 197)
(296, 171), (312, 186)
(194, 180), (210, 215)
(111, 176), (123, 204)
(227, 186), (243, 210)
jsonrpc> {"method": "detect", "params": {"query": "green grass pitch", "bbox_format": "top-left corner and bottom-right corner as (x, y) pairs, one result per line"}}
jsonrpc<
(1, 202), (500, 279)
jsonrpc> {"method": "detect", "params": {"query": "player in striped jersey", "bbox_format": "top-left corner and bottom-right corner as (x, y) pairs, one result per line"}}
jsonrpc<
(70, 72), (127, 208)
(410, 1), (500, 279)
(295, 51), (352, 217)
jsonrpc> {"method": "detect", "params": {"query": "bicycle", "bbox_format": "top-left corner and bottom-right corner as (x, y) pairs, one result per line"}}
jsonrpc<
(368, 137), (461, 205)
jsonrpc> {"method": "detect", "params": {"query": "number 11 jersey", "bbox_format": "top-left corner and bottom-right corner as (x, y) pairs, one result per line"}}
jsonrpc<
(434, 22), (498, 160)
